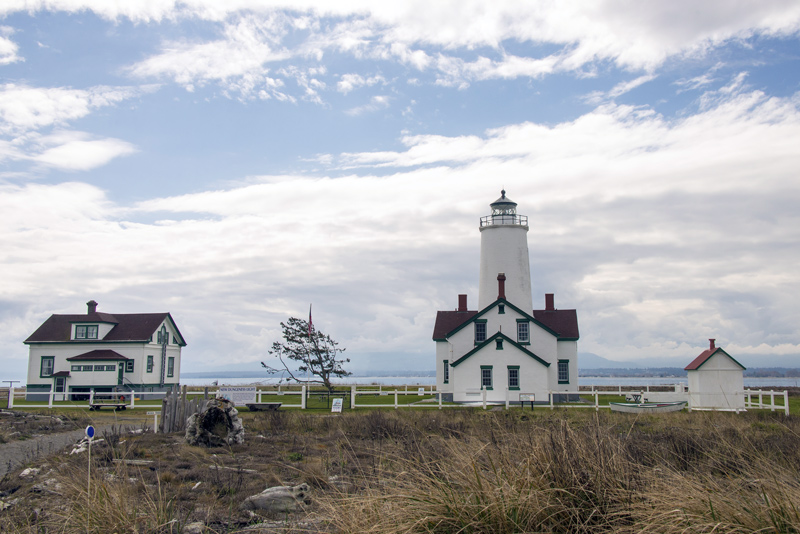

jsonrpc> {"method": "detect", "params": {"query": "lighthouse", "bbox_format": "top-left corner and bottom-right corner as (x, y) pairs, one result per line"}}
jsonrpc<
(478, 190), (533, 312)
(432, 190), (580, 403)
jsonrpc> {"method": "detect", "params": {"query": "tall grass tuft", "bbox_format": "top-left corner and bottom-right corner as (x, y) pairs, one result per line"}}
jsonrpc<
(320, 411), (800, 534)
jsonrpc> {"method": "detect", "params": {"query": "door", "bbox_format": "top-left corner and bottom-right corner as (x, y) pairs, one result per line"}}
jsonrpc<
(54, 377), (66, 402)
(118, 363), (124, 385)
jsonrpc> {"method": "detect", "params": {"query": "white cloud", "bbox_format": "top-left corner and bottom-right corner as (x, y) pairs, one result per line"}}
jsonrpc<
(127, 15), (292, 96)
(584, 74), (658, 104)
(344, 94), (391, 115)
(0, 26), (22, 65)
(31, 131), (137, 171)
(0, 84), (143, 135)
(336, 73), (386, 94)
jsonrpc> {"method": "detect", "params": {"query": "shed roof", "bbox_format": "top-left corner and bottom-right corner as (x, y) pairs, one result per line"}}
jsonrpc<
(684, 347), (746, 371)
(67, 349), (130, 361)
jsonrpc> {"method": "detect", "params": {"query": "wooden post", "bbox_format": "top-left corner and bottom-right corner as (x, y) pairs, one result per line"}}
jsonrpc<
(549, 391), (554, 410)
(350, 385), (356, 409)
(301, 385), (306, 410)
(438, 392), (442, 410)
(394, 390), (398, 410)
(784, 391), (790, 416)
(160, 390), (169, 433)
(203, 386), (208, 401)
(770, 390), (775, 412)
(595, 392), (599, 411)
(7, 386), (13, 409)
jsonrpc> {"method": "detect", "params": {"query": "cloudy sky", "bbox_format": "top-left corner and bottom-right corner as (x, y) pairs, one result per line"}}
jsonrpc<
(2, 1), (800, 380)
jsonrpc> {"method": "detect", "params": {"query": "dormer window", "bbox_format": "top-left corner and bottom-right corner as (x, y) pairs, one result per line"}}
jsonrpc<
(75, 325), (98, 339)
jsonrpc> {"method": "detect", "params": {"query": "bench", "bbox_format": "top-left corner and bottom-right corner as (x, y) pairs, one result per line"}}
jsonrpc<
(245, 402), (282, 412)
(89, 403), (127, 411)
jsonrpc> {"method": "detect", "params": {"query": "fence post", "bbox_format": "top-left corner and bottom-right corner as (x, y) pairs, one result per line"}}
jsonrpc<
(351, 385), (356, 409)
(784, 391), (790, 416)
(482, 386), (486, 410)
(505, 388), (509, 410)
(48, 389), (53, 409)
(549, 390), (554, 410)
(394, 390), (398, 410)
(595, 392), (599, 411)
(770, 391), (775, 412)
(8, 386), (13, 409)
(301, 385), (306, 410)
(438, 392), (442, 410)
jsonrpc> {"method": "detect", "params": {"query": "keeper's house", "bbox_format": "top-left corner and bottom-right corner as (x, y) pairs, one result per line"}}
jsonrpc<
(24, 300), (185, 401)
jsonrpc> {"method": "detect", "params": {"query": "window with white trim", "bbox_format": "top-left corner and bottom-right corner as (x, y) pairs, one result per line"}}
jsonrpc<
(40, 356), (54, 377)
(167, 357), (175, 377)
(517, 321), (529, 343)
(443, 360), (449, 384)
(147, 355), (154, 373)
(75, 325), (98, 339)
(125, 360), (134, 373)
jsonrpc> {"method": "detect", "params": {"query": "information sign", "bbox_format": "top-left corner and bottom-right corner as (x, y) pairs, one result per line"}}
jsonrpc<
(218, 386), (257, 406)
(331, 398), (343, 413)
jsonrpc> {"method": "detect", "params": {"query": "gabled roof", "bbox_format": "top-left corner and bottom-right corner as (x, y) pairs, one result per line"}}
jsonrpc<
(450, 331), (550, 368)
(684, 347), (745, 371)
(25, 312), (186, 346)
(433, 298), (563, 341)
(67, 349), (130, 361)
(532, 309), (580, 340)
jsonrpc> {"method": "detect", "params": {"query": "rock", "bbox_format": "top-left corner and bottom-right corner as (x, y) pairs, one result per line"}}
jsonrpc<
(239, 483), (311, 514)
(19, 467), (40, 479)
(185, 398), (245, 446)
(182, 521), (206, 534)
(0, 498), (19, 511)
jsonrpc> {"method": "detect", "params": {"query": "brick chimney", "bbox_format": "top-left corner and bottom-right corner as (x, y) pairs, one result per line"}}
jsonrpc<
(545, 293), (554, 311)
(87, 300), (98, 314)
(458, 294), (468, 312)
(497, 273), (506, 300)
(709, 338), (716, 350)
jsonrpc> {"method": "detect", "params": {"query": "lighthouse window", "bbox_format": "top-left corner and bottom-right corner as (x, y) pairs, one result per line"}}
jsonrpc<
(517, 321), (529, 343)
(475, 322), (487, 343)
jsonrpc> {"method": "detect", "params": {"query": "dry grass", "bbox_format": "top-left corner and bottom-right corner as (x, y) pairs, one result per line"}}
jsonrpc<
(1, 408), (799, 533)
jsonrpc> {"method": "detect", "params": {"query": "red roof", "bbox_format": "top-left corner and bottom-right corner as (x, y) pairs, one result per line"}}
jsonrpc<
(25, 312), (185, 345)
(532, 309), (579, 340)
(67, 349), (129, 361)
(432, 303), (579, 341)
(684, 347), (745, 371)
(432, 310), (478, 340)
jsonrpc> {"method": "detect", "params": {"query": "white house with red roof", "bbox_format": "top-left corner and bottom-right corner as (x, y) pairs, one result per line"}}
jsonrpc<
(685, 338), (745, 410)
(24, 300), (186, 401)
(433, 191), (579, 403)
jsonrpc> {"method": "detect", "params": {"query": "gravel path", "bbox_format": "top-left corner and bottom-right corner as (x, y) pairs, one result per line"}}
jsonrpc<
(0, 420), (146, 478)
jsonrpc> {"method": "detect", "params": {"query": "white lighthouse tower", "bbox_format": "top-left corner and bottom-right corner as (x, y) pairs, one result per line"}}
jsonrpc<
(478, 190), (533, 312)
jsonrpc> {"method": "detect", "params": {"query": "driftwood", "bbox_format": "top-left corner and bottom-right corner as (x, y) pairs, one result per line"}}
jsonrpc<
(159, 386), (210, 433)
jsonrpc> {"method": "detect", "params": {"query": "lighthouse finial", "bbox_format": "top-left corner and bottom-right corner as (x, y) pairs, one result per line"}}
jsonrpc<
(500, 189), (506, 199)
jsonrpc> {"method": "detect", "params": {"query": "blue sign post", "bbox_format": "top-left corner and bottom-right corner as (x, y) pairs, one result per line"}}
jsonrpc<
(85, 424), (95, 530)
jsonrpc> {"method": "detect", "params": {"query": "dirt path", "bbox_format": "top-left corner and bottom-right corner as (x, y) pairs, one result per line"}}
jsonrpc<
(0, 418), (148, 478)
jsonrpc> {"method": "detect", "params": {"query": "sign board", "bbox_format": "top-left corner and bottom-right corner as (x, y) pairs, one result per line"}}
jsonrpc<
(519, 394), (534, 402)
(331, 398), (343, 413)
(418, 388), (424, 394)
(85, 425), (95, 440)
(218, 386), (257, 406)
(147, 411), (160, 415)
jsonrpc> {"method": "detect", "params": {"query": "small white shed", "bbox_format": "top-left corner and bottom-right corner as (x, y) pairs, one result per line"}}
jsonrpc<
(685, 339), (745, 411)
